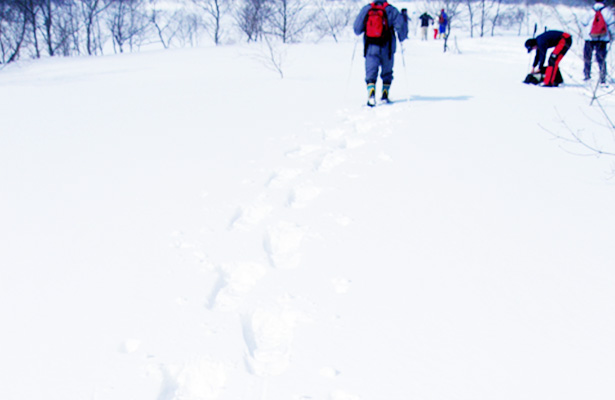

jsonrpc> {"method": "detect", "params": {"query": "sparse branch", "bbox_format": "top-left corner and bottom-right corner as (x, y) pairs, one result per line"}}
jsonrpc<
(546, 108), (615, 178)
(263, 34), (284, 77)
(251, 34), (285, 78)
(235, 0), (270, 42)
(266, 0), (314, 43)
(546, 117), (615, 158)
(313, 0), (354, 42)
(192, 0), (228, 45)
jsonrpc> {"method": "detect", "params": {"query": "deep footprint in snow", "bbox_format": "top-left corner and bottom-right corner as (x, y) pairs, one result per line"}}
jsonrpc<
(207, 262), (268, 311)
(263, 221), (306, 269)
(287, 181), (322, 209)
(266, 168), (303, 188)
(316, 150), (347, 172)
(229, 194), (274, 231)
(158, 358), (228, 400)
(241, 305), (301, 377)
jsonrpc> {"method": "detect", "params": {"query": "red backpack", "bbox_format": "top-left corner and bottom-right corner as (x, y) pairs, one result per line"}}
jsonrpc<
(365, 2), (390, 45)
(590, 9), (608, 38)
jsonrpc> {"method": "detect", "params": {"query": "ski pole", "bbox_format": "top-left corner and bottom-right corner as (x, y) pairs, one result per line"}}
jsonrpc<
(345, 37), (361, 100)
(526, 23), (537, 74)
(525, 25), (537, 74)
(400, 41), (410, 100)
(527, 52), (534, 74)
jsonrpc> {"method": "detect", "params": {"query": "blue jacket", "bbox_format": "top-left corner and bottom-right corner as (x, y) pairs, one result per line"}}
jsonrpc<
(353, 2), (408, 55)
(438, 11), (448, 28)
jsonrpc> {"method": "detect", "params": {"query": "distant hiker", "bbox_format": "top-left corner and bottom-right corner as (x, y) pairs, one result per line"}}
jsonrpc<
(437, 9), (448, 39)
(354, 1), (409, 106)
(582, 0), (614, 83)
(419, 12), (434, 41)
(402, 9), (411, 24)
(525, 30), (572, 87)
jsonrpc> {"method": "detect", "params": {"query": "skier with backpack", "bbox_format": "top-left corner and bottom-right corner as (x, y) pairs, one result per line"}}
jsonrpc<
(353, 1), (409, 106)
(525, 30), (573, 87)
(582, 0), (614, 84)
(437, 9), (448, 39)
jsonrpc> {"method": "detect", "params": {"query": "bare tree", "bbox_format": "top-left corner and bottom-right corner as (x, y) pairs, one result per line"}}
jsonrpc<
(39, 0), (80, 56)
(174, 11), (203, 47)
(106, 0), (148, 53)
(513, 7), (526, 36)
(313, 0), (355, 42)
(266, 0), (314, 43)
(477, 0), (490, 36)
(55, 0), (81, 56)
(80, 0), (110, 55)
(489, 0), (502, 36)
(253, 33), (285, 77)
(16, 0), (43, 58)
(150, 0), (181, 48)
(0, 0), (28, 63)
(465, 0), (476, 37)
(192, 0), (230, 45)
(39, 0), (57, 55)
(236, 0), (270, 42)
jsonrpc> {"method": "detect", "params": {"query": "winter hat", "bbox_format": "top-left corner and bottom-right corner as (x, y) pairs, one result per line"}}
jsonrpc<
(594, 1), (605, 11)
(525, 38), (537, 53)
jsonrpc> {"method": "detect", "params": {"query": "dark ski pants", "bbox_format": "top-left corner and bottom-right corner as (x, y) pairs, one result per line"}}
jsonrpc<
(365, 44), (394, 85)
(584, 40), (608, 83)
(544, 32), (571, 86)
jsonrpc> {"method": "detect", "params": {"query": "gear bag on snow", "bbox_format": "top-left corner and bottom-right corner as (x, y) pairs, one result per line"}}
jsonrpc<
(365, 2), (390, 45)
(590, 10), (608, 38)
(523, 66), (563, 86)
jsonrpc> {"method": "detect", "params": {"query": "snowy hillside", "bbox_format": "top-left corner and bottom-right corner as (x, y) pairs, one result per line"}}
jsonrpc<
(1, 25), (615, 400)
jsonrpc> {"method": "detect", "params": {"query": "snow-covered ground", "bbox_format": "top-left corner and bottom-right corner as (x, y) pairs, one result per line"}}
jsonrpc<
(1, 23), (615, 400)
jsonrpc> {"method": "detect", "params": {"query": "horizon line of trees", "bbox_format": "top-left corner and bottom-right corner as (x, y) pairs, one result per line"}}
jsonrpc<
(0, 0), (607, 64)
(0, 0), (362, 64)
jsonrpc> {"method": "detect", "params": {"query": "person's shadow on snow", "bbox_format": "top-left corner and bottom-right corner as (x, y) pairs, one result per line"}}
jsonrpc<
(410, 95), (472, 102)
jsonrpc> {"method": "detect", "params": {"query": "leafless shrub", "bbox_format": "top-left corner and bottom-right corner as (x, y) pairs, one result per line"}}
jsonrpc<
(235, 0), (270, 42)
(313, 0), (356, 42)
(192, 0), (231, 45)
(106, 0), (149, 53)
(266, 0), (315, 43)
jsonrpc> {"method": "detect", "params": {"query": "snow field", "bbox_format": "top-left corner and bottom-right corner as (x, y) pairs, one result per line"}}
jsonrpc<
(1, 29), (615, 400)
